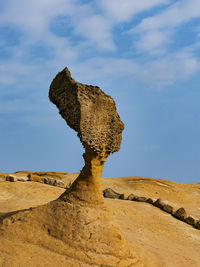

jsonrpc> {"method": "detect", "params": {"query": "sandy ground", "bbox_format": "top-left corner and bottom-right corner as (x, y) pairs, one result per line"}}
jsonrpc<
(0, 174), (200, 266)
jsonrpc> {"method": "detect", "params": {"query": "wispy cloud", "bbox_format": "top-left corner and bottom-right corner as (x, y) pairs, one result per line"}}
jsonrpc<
(0, 0), (200, 95)
(99, 0), (171, 22)
(130, 0), (200, 54)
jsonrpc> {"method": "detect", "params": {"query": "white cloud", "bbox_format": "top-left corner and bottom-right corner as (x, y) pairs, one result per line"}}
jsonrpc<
(0, 0), (75, 36)
(131, 0), (200, 54)
(73, 14), (115, 51)
(68, 45), (200, 90)
(134, 29), (173, 54)
(136, 0), (200, 31)
(100, 0), (171, 22)
(139, 54), (200, 88)
(0, 0), (200, 95)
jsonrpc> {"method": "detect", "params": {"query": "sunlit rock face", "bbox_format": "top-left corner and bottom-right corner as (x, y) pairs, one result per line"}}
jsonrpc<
(49, 67), (124, 156)
(0, 68), (142, 267)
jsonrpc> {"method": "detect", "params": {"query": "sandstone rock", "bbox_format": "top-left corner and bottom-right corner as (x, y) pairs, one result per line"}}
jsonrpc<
(154, 198), (168, 209)
(6, 176), (10, 181)
(103, 188), (123, 199)
(53, 179), (66, 188)
(173, 208), (187, 221)
(17, 176), (28, 182)
(146, 198), (154, 204)
(185, 216), (196, 226)
(6, 175), (17, 182)
(44, 177), (55, 185)
(119, 193), (130, 200)
(49, 68), (124, 155)
(28, 173), (45, 183)
(0, 67), (142, 266)
(127, 193), (135, 200)
(0, 173), (7, 181)
(163, 204), (173, 214)
(196, 221), (200, 229)
(134, 196), (147, 202)
(119, 194), (126, 200)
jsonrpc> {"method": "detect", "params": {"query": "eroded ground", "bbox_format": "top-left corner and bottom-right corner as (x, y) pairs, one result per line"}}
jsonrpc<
(0, 173), (200, 266)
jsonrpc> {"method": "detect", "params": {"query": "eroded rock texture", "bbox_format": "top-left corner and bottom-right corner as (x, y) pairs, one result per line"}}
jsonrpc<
(49, 67), (124, 155)
(0, 68), (142, 267)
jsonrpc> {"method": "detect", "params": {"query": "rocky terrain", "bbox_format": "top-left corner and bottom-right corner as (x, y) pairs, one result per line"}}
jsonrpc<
(0, 171), (200, 266)
(1, 68), (199, 266)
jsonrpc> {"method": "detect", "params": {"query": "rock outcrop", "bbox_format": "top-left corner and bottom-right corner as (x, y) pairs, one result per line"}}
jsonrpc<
(0, 68), (142, 266)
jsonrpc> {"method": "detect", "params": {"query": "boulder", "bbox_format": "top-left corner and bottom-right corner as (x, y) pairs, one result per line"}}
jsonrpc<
(0, 173), (7, 181)
(127, 194), (135, 201)
(173, 208), (187, 221)
(44, 177), (55, 186)
(146, 198), (154, 205)
(6, 175), (17, 182)
(195, 221), (200, 230)
(17, 176), (29, 182)
(28, 173), (45, 183)
(134, 196), (147, 202)
(103, 188), (123, 199)
(163, 204), (173, 214)
(53, 179), (66, 188)
(185, 216), (196, 226)
(154, 198), (168, 209)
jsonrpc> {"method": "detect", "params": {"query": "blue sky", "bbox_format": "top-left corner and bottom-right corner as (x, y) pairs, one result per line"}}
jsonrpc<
(0, 0), (200, 183)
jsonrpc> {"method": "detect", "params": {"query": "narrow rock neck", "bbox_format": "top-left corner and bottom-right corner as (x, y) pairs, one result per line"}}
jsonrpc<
(59, 144), (109, 204)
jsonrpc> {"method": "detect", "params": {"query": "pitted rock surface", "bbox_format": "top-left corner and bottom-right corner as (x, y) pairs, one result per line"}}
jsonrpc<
(0, 68), (142, 266)
(49, 67), (124, 155)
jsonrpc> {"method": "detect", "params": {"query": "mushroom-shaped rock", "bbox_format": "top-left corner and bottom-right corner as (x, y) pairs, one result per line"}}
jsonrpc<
(49, 68), (124, 156)
(0, 67), (142, 266)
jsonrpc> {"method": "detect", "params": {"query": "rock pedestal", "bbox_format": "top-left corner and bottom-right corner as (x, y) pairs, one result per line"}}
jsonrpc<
(0, 67), (142, 266)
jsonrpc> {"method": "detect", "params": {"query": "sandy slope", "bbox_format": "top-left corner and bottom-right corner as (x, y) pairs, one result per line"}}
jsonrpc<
(0, 174), (200, 266)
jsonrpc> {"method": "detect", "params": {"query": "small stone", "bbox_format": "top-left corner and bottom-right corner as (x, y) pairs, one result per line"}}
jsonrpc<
(134, 196), (147, 202)
(28, 173), (45, 183)
(0, 174), (7, 181)
(7, 175), (18, 182)
(6, 175), (16, 182)
(6, 176), (10, 181)
(54, 179), (66, 188)
(127, 194), (135, 201)
(103, 188), (123, 199)
(17, 176), (28, 182)
(163, 204), (173, 214)
(119, 194), (126, 200)
(154, 198), (168, 209)
(173, 208), (187, 221)
(195, 220), (200, 230)
(44, 177), (56, 185)
(146, 198), (154, 205)
(185, 216), (196, 226)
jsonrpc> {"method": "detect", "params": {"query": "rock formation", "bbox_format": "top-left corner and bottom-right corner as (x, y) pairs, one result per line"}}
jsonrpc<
(49, 67), (124, 204)
(0, 68), (142, 266)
